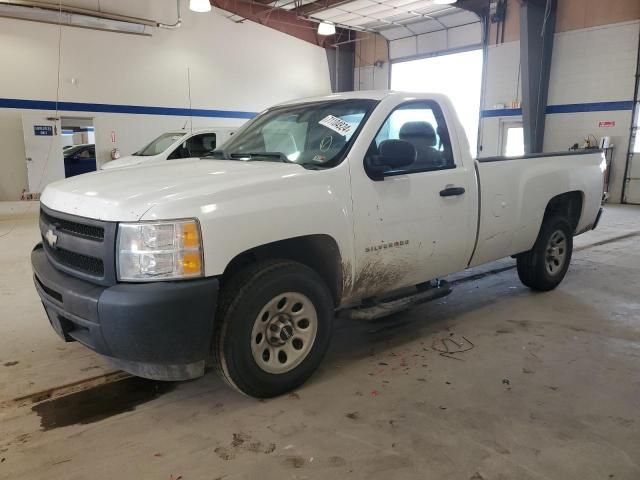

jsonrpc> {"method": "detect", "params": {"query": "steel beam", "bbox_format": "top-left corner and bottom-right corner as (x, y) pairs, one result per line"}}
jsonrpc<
(456, 0), (491, 18)
(211, 0), (337, 46)
(296, 0), (354, 16)
(520, 0), (557, 153)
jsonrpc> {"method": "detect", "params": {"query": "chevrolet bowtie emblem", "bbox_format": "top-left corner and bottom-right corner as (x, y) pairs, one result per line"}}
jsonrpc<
(45, 228), (58, 248)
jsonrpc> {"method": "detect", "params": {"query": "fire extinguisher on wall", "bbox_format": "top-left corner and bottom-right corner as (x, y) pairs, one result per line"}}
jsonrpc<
(109, 130), (119, 160)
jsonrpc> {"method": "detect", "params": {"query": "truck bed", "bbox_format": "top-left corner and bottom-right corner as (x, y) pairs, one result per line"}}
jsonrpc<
(469, 150), (605, 267)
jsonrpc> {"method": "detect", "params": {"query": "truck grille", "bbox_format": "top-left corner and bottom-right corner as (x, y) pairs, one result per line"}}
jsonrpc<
(39, 205), (117, 285)
(41, 209), (104, 241)
(43, 245), (105, 276)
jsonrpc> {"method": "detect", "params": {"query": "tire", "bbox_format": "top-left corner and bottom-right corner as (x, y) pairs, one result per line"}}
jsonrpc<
(213, 259), (334, 398)
(517, 215), (573, 291)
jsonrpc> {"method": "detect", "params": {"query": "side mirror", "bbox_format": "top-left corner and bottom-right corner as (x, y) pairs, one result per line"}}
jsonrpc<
(365, 139), (416, 181)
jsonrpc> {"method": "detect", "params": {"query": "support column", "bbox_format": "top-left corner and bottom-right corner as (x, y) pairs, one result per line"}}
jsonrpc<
(520, 0), (557, 154)
(326, 42), (355, 93)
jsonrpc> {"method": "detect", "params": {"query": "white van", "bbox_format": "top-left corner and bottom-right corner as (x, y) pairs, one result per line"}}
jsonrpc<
(101, 128), (234, 170)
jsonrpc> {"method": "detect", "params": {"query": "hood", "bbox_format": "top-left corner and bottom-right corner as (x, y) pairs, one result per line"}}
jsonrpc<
(41, 159), (305, 221)
(101, 154), (161, 170)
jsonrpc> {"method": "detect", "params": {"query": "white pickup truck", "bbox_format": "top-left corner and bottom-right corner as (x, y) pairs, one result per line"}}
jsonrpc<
(32, 91), (605, 398)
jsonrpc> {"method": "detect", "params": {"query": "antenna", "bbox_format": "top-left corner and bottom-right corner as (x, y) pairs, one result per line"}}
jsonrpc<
(187, 66), (193, 134)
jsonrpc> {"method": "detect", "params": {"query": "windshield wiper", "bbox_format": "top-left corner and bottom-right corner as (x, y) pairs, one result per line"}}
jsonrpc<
(204, 149), (229, 159)
(229, 152), (294, 163)
(204, 150), (319, 168)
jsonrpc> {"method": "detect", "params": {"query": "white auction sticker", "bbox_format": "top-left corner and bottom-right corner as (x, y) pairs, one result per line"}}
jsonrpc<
(319, 115), (353, 136)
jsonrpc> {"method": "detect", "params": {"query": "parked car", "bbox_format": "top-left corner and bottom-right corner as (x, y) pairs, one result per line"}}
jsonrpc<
(101, 128), (234, 170)
(32, 91), (605, 398)
(63, 144), (96, 177)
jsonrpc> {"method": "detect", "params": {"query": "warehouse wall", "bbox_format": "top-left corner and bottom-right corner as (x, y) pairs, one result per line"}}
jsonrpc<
(480, 19), (639, 203)
(489, 0), (640, 44)
(354, 33), (389, 91)
(0, 0), (331, 200)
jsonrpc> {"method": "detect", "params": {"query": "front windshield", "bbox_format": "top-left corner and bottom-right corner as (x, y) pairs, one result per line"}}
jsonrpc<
(209, 99), (377, 168)
(134, 132), (184, 156)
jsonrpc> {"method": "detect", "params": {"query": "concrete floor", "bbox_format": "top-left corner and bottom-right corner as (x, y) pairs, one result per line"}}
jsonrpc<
(1, 202), (639, 480)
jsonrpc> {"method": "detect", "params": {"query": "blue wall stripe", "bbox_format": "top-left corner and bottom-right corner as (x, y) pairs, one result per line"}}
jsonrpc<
(2, 97), (632, 120)
(545, 101), (634, 114)
(482, 108), (522, 118)
(0, 97), (257, 119)
(481, 100), (634, 118)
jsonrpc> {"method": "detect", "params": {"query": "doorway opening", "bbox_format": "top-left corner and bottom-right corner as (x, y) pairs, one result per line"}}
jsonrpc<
(622, 99), (640, 204)
(391, 49), (483, 157)
(61, 117), (96, 178)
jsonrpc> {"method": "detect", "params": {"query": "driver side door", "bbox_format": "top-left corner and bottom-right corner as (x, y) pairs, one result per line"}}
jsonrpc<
(348, 100), (476, 300)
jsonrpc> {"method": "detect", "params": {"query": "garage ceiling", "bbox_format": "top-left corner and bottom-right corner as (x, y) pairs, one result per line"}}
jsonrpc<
(212, 0), (484, 48)
(306, 0), (480, 40)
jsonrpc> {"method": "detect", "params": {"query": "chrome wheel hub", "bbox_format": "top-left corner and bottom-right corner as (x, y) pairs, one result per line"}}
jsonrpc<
(251, 292), (318, 374)
(545, 230), (567, 276)
(266, 316), (295, 346)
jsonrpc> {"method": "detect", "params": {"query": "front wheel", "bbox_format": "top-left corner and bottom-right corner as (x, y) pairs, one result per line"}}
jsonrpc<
(517, 216), (573, 291)
(213, 260), (334, 398)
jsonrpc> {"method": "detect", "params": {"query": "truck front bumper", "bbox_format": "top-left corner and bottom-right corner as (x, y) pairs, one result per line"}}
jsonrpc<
(31, 244), (219, 381)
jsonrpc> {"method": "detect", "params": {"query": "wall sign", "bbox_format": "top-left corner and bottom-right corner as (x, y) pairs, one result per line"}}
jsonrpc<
(34, 125), (54, 136)
(598, 121), (616, 128)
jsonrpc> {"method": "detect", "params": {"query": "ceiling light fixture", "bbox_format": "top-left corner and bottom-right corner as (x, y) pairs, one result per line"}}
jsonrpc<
(189, 0), (212, 13)
(0, 2), (154, 35)
(432, 0), (457, 4)
(318, 21), (336, 35)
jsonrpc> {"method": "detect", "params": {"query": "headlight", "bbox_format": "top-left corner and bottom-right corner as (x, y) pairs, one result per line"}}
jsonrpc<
(117, 219), (203, 281)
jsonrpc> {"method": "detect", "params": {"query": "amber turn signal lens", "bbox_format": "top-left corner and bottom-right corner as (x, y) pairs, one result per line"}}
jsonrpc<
(180, 252), (202, 275)
(181, 222), (200, 248)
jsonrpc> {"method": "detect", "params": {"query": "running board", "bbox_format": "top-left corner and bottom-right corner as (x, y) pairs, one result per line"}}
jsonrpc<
(347, 280), (452, 321)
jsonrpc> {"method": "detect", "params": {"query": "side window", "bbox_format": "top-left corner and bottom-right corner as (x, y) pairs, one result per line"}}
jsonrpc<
(186, 133), (217, 157)
(367, 102), (454, 175)
(167, 142), (187, 160)
(77, 148), (93, 159)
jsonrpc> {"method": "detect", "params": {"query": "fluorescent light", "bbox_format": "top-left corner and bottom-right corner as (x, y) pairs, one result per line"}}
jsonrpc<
(0, 3), (152, 35)
(433, 0), (457, 4)
(318, 21), (335, 35)
(189, 0), (212, 12)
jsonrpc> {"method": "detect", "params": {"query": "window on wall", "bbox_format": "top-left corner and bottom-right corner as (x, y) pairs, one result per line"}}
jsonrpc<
(391, 49), (483, 156)
(504, 126), (525, 157)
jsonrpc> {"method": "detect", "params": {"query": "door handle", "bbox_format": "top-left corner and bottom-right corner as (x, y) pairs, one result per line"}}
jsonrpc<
(440, 186), (466, 197)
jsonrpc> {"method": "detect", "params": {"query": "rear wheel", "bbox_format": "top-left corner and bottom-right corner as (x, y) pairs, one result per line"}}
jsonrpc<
(517, 216), (573, 291)
(214, 260), (333, 398)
